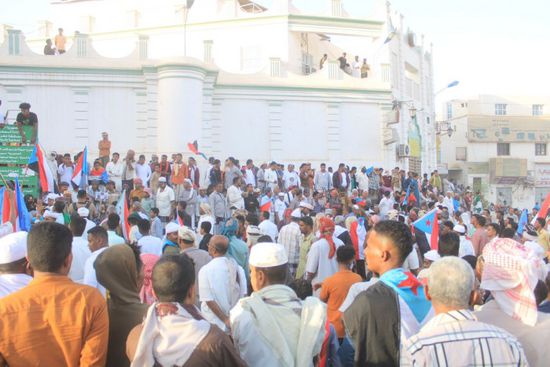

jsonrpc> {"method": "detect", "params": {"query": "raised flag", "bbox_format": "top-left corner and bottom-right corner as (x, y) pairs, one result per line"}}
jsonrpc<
(403, 184), (417, 206)
(413, 208), (439, 250)
(259, 195), (272, 212)
(27, 144), (56, 193)
(0, 187), (11, 225)
(14, 177), (31, 231)
(72, 147), (89, 187)
(116, 190), (130, 241)
(383, 18), (396, 44)
(537, 192), (550, 220)
(100, 170), (109, 184)
(187, 140), (208, 160)
(176, 209), (184, 226)
(517, 209), (529, 235)
(365, 166), (374, 175)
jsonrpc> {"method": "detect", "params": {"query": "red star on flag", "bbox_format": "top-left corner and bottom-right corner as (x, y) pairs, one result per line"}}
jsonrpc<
(397, 272), (421, 296)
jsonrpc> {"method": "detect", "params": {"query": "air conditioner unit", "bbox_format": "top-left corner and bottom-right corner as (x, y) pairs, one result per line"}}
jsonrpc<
(397, 144), (410, 157)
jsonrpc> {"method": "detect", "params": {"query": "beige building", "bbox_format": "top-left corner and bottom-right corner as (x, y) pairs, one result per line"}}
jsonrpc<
(440, 95), (550, 209)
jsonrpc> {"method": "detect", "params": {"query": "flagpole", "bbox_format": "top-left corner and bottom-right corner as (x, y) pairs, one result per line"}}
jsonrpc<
(0, 172), (11, 190)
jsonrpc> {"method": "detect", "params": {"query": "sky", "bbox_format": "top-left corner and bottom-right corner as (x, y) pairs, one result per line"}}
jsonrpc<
(1, 0), (549, 105)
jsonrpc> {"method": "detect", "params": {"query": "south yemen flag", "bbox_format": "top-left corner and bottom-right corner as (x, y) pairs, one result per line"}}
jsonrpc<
(413, 208), (439, 250)
(27, 144), (56, 193)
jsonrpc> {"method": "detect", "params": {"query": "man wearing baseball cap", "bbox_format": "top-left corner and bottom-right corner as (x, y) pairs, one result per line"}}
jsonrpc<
(230, 242), (326, 367)
(0, 232), (32, 298)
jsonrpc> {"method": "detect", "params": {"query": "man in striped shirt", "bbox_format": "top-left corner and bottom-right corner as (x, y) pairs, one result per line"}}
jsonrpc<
(401, 257), (527, 367)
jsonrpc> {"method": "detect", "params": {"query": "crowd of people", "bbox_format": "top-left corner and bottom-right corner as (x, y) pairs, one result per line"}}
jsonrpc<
(1, 133), (550, 366)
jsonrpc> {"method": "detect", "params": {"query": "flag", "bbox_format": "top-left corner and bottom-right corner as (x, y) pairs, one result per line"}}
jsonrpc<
(260, 195), (272, 212)
(447, 80), (459, 88)
(517, 209), (529, 236)
(100, 170), (109, 184)
(383, 18), (396, 44)
(187, 140), (208, 160)
(116, 190), (130, 241)
(14, 178), (31, 231)
(403, 185), (417, 206)
(413, 208), (439, 250)
(0, 187), (11, 225)
(72, 147), (89, 187)
(365, 166), (374, 175)
(27, 144), (56, 193)
(176, 210), (184, 226)
(537, 192), (550, 220)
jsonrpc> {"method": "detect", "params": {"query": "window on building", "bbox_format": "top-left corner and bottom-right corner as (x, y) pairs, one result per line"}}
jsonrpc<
(533, 104), (544, 116)
(536, 143), (547, 156)
(497, 142), (510, 156)
(446, 103), (452, 119)
(495, 103), (507, 115)
(456, 147), (467, 161)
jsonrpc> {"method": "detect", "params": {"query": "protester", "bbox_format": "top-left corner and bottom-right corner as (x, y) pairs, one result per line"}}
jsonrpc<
(198, 235), (246, 332)
(127, 255), (246, 366)
(0, 222), (108, 366)
(0, 232), (32, 298)
(402, 257), (528, 366)
(475, 237), (550, 365)
(319, 245), (362, 341)
(178, 226), (211, 305)
(305, 217), (344, 292)
(343, 220), (433, 366)
(230, 242), (326, 366)
(278, 209), (302, 278)
(68, 215), (92, 283)
(95, 244), (148, 367)
(83, 225), (109, 297)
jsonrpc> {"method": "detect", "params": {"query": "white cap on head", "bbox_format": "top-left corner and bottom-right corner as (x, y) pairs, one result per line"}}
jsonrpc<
(424, 249), (441, 262)
(165, 222), (180, 234)
(158, 177), (167, 183)
(299, 201), (314, 211)
(453, 224), (466, 235)
(43, 210), (61, 219)
(291, 208), (302, 218)
(77, 207), (89, 217)
(138, 212), (149, 220)
(0, 232), (27, 264)
(249, 242), (288, 268)
(0, 222), (13, 239)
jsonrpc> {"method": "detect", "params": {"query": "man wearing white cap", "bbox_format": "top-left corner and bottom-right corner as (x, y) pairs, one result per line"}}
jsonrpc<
(162, 222), (180, 255)
(273, 192), (286, 225)
(0, 232), (32, 298)
(155, 177), (175, 224)
(77, 206), (96, 235)
(453, 224), (475, 257)
(299, 201), (314, 216)
(277, 209), (303, 278)
(230, 242), (326, 367)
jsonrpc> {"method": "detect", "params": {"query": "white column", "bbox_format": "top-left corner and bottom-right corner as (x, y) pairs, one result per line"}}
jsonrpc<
(156, 64), (206, 155)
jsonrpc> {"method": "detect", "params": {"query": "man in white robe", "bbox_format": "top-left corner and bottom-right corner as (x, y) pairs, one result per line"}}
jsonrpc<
(198, 235), (246, 333)
(230, 242), (326, 367)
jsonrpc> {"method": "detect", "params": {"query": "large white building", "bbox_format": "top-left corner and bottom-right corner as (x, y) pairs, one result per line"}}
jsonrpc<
(440, 95), (550, 209)
(0, 0), (436, 173)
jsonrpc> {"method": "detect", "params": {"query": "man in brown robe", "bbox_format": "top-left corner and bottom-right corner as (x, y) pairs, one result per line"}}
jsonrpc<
(126, 254), (245, 367)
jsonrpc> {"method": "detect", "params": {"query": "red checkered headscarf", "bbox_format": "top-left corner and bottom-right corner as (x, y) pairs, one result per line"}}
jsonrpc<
(319, 217), (336, 259)
(481, 237), (546, 326)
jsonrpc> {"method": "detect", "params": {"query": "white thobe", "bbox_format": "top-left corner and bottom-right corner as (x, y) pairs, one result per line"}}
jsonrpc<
(198, 257), (246, 332)
(83, 247), (108, 297)
(68, 236), (92, 283)
(259, 219), (279, 242)
(106, 161), (124, 190)
(138, 235), (163, 257)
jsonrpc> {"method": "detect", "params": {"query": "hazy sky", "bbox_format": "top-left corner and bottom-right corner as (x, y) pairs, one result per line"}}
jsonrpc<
(2, 0), (549, 103)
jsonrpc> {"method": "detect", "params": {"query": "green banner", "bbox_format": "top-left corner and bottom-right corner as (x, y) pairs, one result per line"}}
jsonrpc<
(0, 167), (38, 185)
(0, 125), (34, 144)
(0, 145), (34, 164)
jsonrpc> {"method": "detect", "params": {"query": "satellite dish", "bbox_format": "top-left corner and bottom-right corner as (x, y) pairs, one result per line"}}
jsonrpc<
(186, 0), (195, 8)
